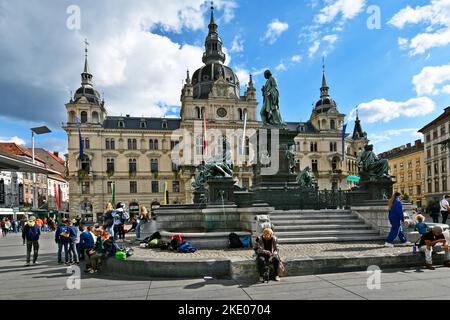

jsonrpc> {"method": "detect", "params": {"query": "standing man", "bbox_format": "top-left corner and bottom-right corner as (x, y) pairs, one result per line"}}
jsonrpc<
(440, 195), (450, 224)
(260, 69), (286, 128)
(22, 216), (41, 266)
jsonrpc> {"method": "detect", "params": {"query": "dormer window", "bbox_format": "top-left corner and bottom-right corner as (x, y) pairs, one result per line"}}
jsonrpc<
(162, 121), (168, 129)
(140, 121), (147, 129)
(118, 120), (125, 128)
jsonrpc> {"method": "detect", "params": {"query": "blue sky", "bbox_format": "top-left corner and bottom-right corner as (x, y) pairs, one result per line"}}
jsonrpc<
(1, 0), (449, 156)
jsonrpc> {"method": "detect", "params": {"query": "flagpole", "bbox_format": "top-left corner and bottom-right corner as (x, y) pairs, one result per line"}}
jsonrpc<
(241, 112), (247, 156)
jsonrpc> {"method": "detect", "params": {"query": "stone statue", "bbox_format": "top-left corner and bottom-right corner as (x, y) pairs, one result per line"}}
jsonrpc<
(192, 148), (233, 192)
(260, 70), (286, 128)
(357, 144), (391, 180)
(296, 166), (315, 189)
(285, 143), (296, 175)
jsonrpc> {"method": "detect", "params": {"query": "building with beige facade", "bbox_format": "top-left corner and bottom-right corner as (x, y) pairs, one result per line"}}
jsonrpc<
(379, 140), (425, 207)
(64, 5), (369, 221)
(419, 107), (450, 204)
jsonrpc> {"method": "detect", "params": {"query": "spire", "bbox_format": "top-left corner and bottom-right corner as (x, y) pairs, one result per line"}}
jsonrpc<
(202, 1), (226, 64)
(81, 38), (93, 86)
(352, 107), (367, 140)
(186, 69), (191, 85)
(320, 57), (329, 98)
(249, 74), (254, 87)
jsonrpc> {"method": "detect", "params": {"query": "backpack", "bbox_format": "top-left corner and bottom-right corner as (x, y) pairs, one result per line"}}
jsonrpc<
(178, 241), (197, 253)
(229, 233), (243, 249)
(149, 232), (162, 241)
(169, 234), (183, 251)
(149, 239), (162, 248)
(115, 251), (126, 260)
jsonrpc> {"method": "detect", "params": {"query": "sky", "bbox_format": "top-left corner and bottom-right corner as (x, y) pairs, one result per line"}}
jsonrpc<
(0, 0), (450, 156)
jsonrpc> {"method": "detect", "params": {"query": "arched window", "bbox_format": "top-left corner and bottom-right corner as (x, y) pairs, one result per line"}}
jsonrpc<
(80, 111), (88, 123)
(238, 108), (243, 121)
(129, 159), (137, 173)
(128, 139), (137, 150)
(80, 155), (90, 173)
(239, 137), (250, 156)
(332, 157), (339, 171)
(162, 121), (168, 129)
(106, 158), (115, 173)
(118, 121), (125, 128)
(83, 138), (90, 150)
(110, 138), (115, 150)
(195, 107), (201, 119)
(140, 121), (147, 129)
(151, 159), (159, 173)
(154, 139), (159, 150)
(330, 120), (336, 130)
(92, 112), (99, 123)
(149, 139), (154, 150)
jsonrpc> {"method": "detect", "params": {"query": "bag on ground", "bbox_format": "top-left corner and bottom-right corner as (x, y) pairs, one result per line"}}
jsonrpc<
(169, 234), (183, 250)
(178, 241), (197, 253)
(229, 233), (243, 249)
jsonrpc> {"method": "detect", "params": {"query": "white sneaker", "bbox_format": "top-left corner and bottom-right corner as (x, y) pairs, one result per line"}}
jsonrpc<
(403, 242), (412, 246)
(384, 242), (394, 248)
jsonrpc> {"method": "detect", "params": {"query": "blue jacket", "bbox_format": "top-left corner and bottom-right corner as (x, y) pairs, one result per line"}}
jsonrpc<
(79, 231), (95, 249)
(22, 224), (40, 241)
(68, 226), (78, 242)
(389, 199), (404, 222)
(55, 224), (70, 243)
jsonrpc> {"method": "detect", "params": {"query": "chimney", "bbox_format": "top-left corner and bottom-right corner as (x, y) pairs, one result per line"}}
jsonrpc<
(53, 151), (59, 158)
(407, 143), (411, 148)
(415, 140), (423, 148)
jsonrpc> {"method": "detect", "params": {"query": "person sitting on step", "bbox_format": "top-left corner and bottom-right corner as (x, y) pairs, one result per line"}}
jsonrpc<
(256, 228), (281, 282)
(418, 225), (450, 270)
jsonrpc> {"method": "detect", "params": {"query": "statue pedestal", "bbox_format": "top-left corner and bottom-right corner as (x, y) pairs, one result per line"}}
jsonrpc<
(206, 177), (236, 205)
(349, 177), (395, 205)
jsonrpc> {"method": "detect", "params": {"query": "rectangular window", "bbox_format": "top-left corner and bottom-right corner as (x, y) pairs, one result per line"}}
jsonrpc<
(111, 139), (115, 150)
(442, 160), (447, 173)
(434, 146), (439, 157)
(129, 159), (137, 173)
(416, 171), (421, 180)
(435, 180), (440, 193)
(408, 161), (412, 169)
(417, 185), (421, 195)
(416, 158), (421, 167)
(426, 134), (431, 143)
(409, 186), (414, 196)
(107, 182), (112, 194)
(408, 172), (413, 181)
(433, 130), (438, 140)
(434, 162), (439, 175)
(400, 162), (404, 170)
(427, 149), (431, 158)
(81, 182), (90, 195)
(428, 165), (432, 176)
(171, 141), (179, 150)
(106, 159), (115, 173)
(151, 159), (159, 173)
(442, 179), (448, 192)
(312, 160), (318, 172)
(172, 181), (180, 193)
(400, 174), (404, 183)
(428, 181), (432, 193)
(172, 162), (178, 172)
(130, 181), (137, 194)
(106, 139), (110, 150)
(441, 125), (446, 136)
(152, 181), (159, 193)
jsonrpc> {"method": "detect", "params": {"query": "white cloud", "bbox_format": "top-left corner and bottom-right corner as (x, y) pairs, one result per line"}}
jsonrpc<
(349, 97), (436, 123)
(230, 34), (244, 53)
(443, 85), (450, 94)
(0, 0), (239, 123)
(323, 34), (338, 44)
(370, 129), (422, 145)
(263, 19), (289, 44)
(315, 0), (366, 24)
(275, 63), (287, 72)
(215, 0), (238, 23)
(389, 0), (450, 55)
(234, 67), (250, 87)
(0, 136), (26, 145)
(309, 41), (321, 58)
(291, 55), (302, 63)
(412, 63), (450, 95)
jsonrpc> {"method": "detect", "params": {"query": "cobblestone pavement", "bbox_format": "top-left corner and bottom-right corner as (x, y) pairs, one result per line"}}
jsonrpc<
(124, 237), (412, 260)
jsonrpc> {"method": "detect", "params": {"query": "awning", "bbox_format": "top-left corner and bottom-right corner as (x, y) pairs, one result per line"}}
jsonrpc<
(0, 152), (60, 174)
(347, 176), (361, 183)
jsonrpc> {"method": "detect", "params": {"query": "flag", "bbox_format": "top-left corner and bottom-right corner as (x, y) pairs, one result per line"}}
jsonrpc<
(202, 111), (208, 156)
(163, 181), (169, 205)
(241, 111), (248, 155)
(75, 116), (84, 161)
(54, 183), (60, 210)
(111, 181), (116, 205)
(342, 123), (347, 161)
(57, 185), (62, 210)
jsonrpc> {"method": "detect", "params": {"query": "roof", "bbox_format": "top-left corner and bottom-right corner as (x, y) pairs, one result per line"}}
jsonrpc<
(286, 121), (319, 134)
(0, 143), (45, 164)
(103, 117), (181, 130)
(419, 106), (450, 133)
(34, 149), (66, 175)
(378, 142), (424, 160)
(0, 151), (59, 174)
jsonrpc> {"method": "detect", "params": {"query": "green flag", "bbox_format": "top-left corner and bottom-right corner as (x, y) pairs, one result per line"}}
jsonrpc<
(112, 181), (116, 205)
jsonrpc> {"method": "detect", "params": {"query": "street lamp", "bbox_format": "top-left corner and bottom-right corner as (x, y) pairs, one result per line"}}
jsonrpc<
(31, 126), (51, 211)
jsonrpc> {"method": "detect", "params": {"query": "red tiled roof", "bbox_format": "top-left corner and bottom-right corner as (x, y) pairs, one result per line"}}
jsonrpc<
(0, 143), (45, 164)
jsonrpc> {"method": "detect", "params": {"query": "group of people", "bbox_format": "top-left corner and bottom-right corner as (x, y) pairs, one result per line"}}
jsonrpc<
(385, 192), (450, 270)
(1, 216), (57, 237)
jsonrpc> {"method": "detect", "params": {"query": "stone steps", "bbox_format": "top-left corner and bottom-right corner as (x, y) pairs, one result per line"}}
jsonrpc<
(276, 229), (381, 238)
(268, 209), (381, 244)
(274, 224), (372, 231)
(278, 235), (385, 244)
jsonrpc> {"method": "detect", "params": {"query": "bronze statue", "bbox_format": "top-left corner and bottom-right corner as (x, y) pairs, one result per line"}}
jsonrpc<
(285, 143), (296, 175)
(296, 166), (315, 189)
(260, 70), (286, 128)
(192, 149), (233, 192)
(357, 144), (391, 180)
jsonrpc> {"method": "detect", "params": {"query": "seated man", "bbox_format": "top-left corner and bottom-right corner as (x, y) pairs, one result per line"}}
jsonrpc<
(418, 225), (450, 270)
(256, 228), (281, 282)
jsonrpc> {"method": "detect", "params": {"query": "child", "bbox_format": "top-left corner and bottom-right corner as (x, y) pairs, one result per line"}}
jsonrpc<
(414, 214), (428, 235)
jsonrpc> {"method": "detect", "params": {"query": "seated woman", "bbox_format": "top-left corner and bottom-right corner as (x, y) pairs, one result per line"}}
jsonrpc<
(256, 228), (281, 282)
(87, 231), (114, 274)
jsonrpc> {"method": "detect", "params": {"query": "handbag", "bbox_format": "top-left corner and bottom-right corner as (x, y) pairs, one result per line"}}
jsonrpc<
(278, 260), (285, 277)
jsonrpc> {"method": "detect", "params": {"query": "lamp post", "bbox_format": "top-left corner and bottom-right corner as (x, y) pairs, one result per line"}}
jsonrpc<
(31, 126), (51, 211)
